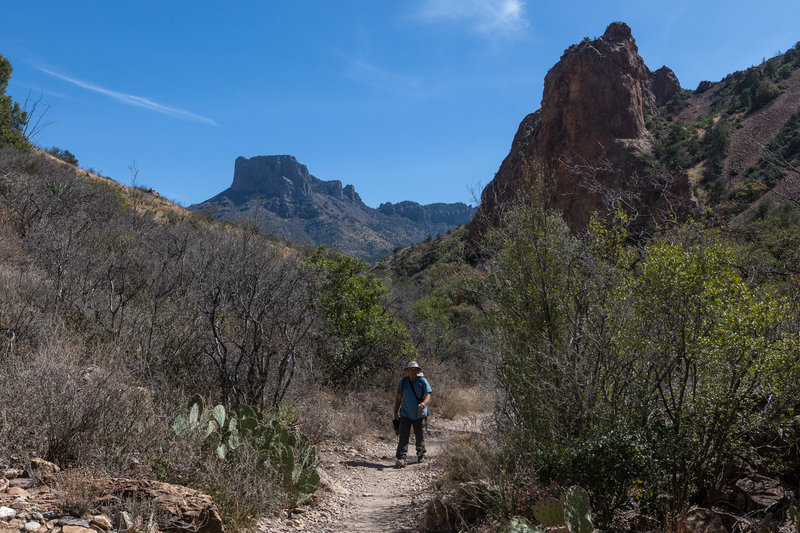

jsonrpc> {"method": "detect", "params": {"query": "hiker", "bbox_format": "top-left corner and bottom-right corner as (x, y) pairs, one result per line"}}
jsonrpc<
(393, 360), (432, 467)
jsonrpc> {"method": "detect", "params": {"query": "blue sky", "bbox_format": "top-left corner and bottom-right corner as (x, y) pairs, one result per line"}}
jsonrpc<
(2, 1), (799, 208)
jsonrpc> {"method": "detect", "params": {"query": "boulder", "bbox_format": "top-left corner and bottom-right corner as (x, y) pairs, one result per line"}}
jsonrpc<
(731, 474), (786, 512)
(88, 479), (223, 533)
(696, 80), (713, 93)
(8, 487), (29, 498)
(90, 515), (112, 531)
(419, 498), (456, 533)
(30, 459), (60, 484)
(419, 482), (489, 532)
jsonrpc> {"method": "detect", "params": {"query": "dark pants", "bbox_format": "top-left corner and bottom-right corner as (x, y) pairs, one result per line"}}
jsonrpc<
(396, 416), (426, 459)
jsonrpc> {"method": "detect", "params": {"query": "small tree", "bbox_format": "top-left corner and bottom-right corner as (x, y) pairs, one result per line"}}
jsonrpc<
(47, 147), (79, 166)
(306, 247), (416, 386)
(0, 54), (28, 149)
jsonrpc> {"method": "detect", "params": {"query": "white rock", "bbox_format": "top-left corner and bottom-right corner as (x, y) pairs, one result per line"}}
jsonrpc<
(0, 506), (17, 519)
(25, 522), (42, 531)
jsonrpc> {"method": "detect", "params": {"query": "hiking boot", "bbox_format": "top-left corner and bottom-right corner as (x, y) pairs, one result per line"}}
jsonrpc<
(417, 455), (424, 463)
(395, 457), (406, 468)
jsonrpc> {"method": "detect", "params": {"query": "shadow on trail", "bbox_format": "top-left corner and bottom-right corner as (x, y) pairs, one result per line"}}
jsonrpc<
(343, 459), (390, 470)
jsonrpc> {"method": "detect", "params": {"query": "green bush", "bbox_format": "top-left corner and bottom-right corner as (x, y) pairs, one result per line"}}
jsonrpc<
(47, 147), (79, 166)
(0, 53), (28, 149)
(533, 430), (648, 524)
(305, 247), (416, 386)
(753, 80), (781, 110)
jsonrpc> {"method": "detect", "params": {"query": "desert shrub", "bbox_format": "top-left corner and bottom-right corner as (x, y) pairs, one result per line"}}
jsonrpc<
(46, 146), (78, 166)
(0, 337), (159, 472)
(427, 360), (491, 419)
(532, 429), (649, 524)
(306, 246), (416, 386)
(435, 386), (486, 420)
(753, 80), (781, 110)
(189, 224), (317, 410)
(297, 385), (390, 444)
(702, 118), (731, 186)
(441, 433), (493, 484)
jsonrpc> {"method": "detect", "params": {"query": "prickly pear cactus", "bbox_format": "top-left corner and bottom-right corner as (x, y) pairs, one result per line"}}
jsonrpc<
(173, 398), (321, 508)
(563, 485), (593, 533)
(502, 516), (544, 533)
(532, 497), (565, 527)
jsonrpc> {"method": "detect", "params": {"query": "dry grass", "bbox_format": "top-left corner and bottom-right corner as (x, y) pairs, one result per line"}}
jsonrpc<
(440, 432), (493, 485)
(297, 386), (391, 445)
(435, 386), (489, 419)
(425, 358), (494, 419)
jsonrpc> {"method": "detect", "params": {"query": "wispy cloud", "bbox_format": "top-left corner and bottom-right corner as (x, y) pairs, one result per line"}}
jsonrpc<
(37, 67), (217, 125)
(344, 59), (424, 96)
(416, 0), (528, 36)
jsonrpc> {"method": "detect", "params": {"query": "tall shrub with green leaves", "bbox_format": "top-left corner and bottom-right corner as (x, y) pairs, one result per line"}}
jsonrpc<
(486, 202), (580, 444)
(616, 222), (800, 509)
(306, 247), (416, 386)
(0, 54), (28, 149)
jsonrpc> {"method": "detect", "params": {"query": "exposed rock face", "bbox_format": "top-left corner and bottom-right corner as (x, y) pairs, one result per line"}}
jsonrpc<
(696, 80), (713, 93)
(231, 155), (313, 197)
(650, 66), (681, 107)
(471, 22), (693, 241)
(192, 155), (474, 260)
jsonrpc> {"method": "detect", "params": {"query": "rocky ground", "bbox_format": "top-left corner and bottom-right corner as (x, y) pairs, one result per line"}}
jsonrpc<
(257, 414), (488, 533)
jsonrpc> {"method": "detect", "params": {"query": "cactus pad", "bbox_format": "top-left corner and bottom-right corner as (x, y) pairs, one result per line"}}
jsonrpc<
(563, 485), (593, 533)
(532, 497), (564, 526)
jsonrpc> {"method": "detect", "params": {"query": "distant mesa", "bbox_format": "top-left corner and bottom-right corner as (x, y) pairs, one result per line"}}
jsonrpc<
(230, 155), (361, 203)
(191, 155), (474, 261)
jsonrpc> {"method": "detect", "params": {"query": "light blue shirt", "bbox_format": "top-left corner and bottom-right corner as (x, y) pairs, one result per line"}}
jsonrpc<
(397, 376), (432, 420)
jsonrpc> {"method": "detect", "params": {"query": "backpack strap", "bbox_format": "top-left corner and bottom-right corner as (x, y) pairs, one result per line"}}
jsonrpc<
(403, 376), (425, 404)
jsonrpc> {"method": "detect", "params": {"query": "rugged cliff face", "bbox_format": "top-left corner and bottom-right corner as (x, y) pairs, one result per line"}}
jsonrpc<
(191, 155), (474, 261)
(471, 22), (692, 240)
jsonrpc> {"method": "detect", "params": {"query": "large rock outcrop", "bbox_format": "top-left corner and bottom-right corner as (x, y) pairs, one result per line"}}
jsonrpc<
(231, 155), (313, 198)
(471, 22), (693, 240)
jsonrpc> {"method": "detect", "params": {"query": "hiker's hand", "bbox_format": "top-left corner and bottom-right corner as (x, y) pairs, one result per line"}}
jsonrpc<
(418, 403), (425, 411)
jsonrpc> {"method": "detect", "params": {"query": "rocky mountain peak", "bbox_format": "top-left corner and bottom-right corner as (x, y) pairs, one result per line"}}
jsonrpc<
(471, 22), (692, 240)
(602, 21), (633, 42)
(650, 66), (681, 107)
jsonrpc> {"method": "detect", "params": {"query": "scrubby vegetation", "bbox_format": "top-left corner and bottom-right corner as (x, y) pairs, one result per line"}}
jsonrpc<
(432, 178), (800, 530)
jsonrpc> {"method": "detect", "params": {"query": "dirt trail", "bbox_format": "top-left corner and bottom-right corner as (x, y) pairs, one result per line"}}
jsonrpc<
(257, 415), (487, 533)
